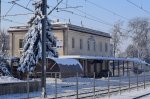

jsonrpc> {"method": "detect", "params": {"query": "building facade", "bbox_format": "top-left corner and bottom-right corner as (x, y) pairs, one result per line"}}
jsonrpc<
(8, 23), (111, 57)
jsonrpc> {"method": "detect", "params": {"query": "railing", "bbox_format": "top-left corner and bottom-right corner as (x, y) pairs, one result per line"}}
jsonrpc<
(1, 71), (150, 99)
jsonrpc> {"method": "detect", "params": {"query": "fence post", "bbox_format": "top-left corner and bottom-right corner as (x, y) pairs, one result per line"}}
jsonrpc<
(137, 69), (139, 90)
(76, 72), (79, 99)
(119, 74), (121, 94)
(93, 72), (96, 98)
(55, 73), (57, 99)
(27, 73), (30, 99)
(108, 71), (110, 97)
(143, 64), (146, 89)
(128, 70), (131, 92)
(59, 72), (61, 79)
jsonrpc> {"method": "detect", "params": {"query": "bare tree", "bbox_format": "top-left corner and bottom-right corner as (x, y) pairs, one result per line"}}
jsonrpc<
(0, 30), (9, 56)
(126, 44), (138, 58)
(111, 20), (123, 57)
(128, 17), (150, 62)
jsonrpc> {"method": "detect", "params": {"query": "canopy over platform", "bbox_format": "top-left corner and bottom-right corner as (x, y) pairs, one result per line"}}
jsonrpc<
(46, 58), (83, 78)
(59, 55), (150, 65)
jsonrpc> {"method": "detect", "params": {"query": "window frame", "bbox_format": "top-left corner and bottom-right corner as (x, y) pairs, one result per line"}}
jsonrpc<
(72, 37), (75, 48)
(19, 39), (23, 49)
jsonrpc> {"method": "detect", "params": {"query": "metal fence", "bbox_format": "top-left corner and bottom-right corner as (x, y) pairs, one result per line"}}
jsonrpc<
(1, 71), (150, 99)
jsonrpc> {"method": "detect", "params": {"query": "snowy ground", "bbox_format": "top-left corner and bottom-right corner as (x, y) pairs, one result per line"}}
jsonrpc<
(0, 72), (150, 99)
(0, 76), (25, 84)
(101, 87), (150, 99)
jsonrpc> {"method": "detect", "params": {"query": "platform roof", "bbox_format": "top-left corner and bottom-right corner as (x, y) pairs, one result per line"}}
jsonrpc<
(47, 58), (83, 77)
(59, 55), (150, 65)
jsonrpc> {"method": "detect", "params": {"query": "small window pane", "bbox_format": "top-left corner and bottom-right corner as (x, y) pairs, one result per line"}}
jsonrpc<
(19, 39), (23, 48)
(105, 43), (108, 52)
(80, 39), (83, 50)
(72, 38), (75, 48)
(88, 40), (90, 50)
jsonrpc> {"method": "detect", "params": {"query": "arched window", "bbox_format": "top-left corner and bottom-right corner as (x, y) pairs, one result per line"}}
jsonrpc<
(87, 40), (90, 50)
(100, 42), (102, 52)
(72, 37), (75, 48)
(105, 43), (108, 52)
(80, 39), (83, 50)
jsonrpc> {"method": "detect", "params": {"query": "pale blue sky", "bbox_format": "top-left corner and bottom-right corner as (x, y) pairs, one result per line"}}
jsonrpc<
(1, 0), (150, 51)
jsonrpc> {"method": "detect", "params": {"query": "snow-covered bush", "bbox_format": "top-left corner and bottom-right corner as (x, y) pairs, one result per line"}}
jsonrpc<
(0, 56), (12, 76)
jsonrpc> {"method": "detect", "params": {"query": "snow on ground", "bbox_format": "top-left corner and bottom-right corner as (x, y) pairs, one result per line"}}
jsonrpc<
(101, 87), (150, 99)
(0, 76), (24, 83)
(1, 72), (150, 99)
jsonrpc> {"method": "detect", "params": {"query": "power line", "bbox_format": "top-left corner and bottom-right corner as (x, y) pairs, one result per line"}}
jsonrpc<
(48, 0), (63, 15)
(9, 1), (33, 12)
(86, 0), (129, 21)
(2, 18), (26, 25)
(58, 2), (130, 33)
(1, 1), (9, 4)
(1, 13), (34, 18)
(0, 0), (1, 32)
(26, 0), (32, 8)
(4, 3), (15, 16)
(126, 0), (150, 15)
(61, 2), (112, 26)
(71, 11), (113, 26)
(50, 14), (67, 21)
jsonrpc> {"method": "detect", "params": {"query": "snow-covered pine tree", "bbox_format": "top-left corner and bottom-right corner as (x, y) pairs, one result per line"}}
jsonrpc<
(0, 56), (12, 76)
(18, 2), (57, 73)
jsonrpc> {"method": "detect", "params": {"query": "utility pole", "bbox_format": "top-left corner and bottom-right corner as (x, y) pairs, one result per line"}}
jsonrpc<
(0, 0), (1, 32)
(41, 0), (47, 98)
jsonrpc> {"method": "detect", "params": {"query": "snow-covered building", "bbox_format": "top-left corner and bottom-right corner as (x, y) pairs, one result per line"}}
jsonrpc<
(8, 23), (113, 77)
(8, 23), (112, 57)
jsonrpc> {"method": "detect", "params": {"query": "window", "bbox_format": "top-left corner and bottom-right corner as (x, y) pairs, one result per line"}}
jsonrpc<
(72, 37), (75, 48)
(19, 39), (23, 49)
(87, 40), (90, 50)
(80, 39), (83, 50)
(56, 40), (63, 48)
(100, 42), (102, 52)
(93, 42), (96, 51)
(20, 51), (23, 56)
(105, 43), (108, 52)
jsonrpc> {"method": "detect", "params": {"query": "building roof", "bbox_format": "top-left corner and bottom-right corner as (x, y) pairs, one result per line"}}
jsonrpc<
(52, 23), (111, 38)
(59, 55), (150, 65)
(8, 23), (111, 38)
(47, 58), (83, 77)
(8, 26), (29, 32)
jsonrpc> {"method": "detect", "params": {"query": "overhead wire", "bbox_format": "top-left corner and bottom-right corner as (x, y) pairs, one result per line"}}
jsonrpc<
(2, 18), (26, 25)
(1, 13), (34, 18)
(48, 0), (63, 15)
(56, 1), (131, 33)
(126, 0), (150, 15)
(1, 1), (9, 4)
(86, 0), (129, 21)
(26, 0), (32, 8)
(61, 2), (113, 26)
(1, 0), (33, 25)
(4, 3), (15, 16)
(1, 0), (130, 33)
(10, 1), (34, 12)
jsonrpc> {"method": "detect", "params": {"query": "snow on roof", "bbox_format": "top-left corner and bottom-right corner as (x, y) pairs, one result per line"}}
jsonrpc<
(59, 55), (149, 65)
(47, 57), (83, 70)
(8, 26), (29, 32)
